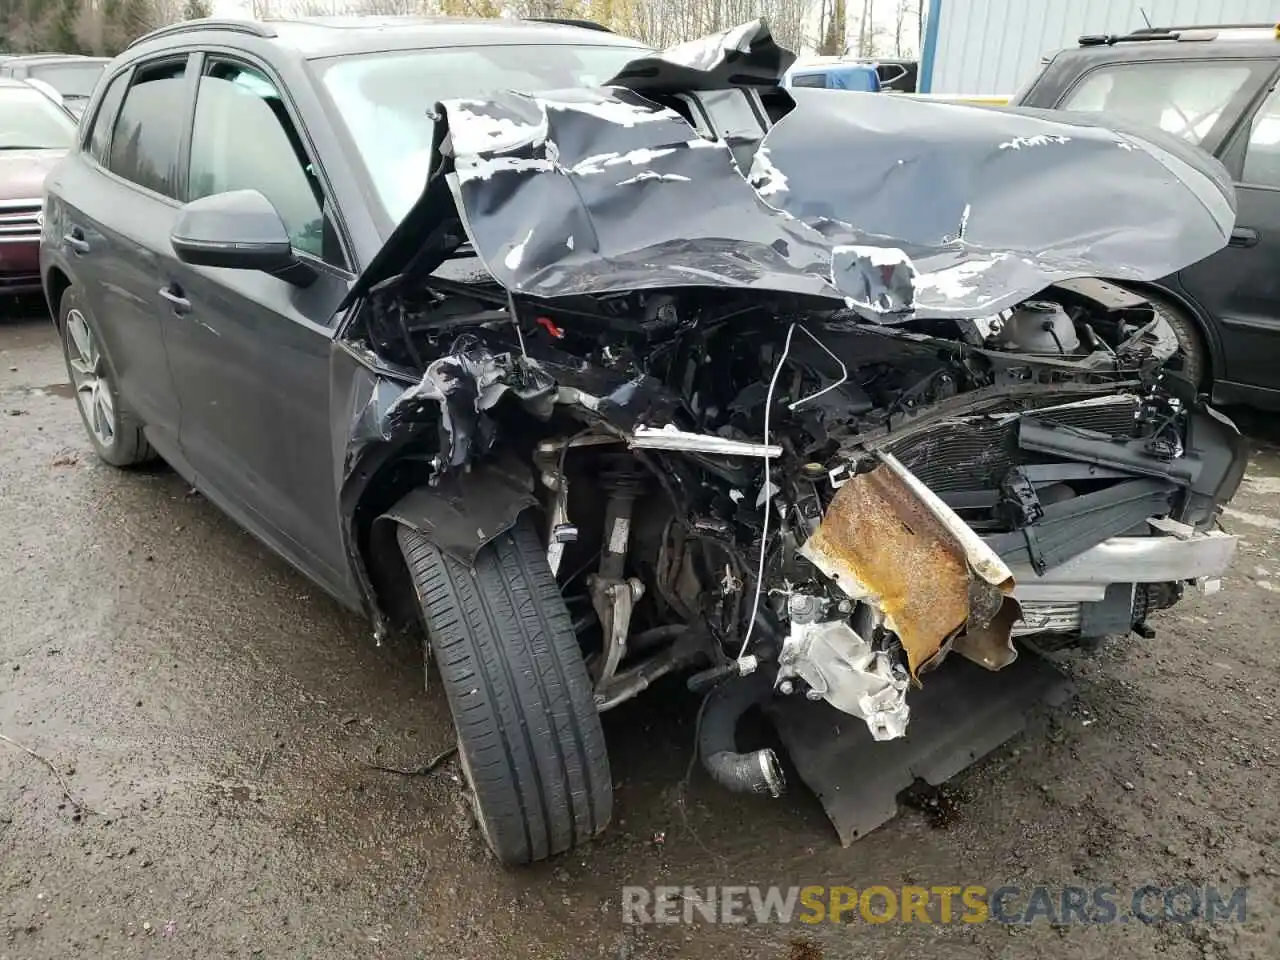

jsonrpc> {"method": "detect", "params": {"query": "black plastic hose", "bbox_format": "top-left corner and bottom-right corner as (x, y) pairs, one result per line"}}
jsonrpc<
(698, 670), (785, 798)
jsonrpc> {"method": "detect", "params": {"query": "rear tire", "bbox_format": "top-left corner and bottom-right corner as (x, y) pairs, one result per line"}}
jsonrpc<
(58, 284), (155, 467)
(397, 515), (612, 864)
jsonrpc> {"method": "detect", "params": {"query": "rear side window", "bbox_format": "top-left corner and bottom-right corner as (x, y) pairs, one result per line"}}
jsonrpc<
(85, 70), (128, 165)
(106, 59), (189, 199)
(1059, 60), (1256, 145)
(1242, 84), (1280, 188)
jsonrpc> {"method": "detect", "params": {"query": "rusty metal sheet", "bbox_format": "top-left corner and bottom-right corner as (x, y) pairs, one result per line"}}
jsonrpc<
(800, 462), (1018, 676)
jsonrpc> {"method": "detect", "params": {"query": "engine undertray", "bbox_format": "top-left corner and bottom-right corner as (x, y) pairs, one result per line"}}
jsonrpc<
(763, 650), (1074, 845)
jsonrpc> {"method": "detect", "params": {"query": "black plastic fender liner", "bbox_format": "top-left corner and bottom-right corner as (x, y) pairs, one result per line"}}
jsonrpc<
(699, 670), (786, 798)
(378, 465), (539, 566)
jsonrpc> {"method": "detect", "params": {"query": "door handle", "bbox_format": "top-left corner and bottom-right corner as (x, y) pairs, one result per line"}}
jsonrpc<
(158, 285), (191, 315)
(1229, 226), (1260, 248)
(63, 230), (89, 254)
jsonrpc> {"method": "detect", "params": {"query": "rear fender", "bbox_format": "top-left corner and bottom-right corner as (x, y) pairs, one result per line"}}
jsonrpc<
(377, 466), (539, 565)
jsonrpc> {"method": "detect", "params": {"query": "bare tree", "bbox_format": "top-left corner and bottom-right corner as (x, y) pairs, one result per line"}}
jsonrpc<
(818, 0), (845, 56)
(893, 0), (909, 56)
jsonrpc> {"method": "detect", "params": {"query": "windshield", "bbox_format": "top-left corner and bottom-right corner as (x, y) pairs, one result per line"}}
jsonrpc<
(0, 85), (76, 149)
(28, 61), (106, 100)
(318, 43), (650, 224)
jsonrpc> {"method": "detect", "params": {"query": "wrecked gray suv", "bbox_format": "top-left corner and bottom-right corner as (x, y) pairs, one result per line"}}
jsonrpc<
(45, 19), (1245, 864)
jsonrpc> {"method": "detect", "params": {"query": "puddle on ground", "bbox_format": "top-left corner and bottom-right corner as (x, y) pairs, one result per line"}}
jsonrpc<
(38, 382), (74, 398)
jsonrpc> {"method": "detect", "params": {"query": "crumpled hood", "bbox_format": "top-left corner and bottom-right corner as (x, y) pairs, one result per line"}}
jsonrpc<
(346, 19), (1236, 321)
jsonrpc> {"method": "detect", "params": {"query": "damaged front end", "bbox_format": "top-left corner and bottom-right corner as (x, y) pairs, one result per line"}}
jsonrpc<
(333, 20), (1245, 812)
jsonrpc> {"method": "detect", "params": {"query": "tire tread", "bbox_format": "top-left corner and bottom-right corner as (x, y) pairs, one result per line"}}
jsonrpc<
(397, 517), (611, 864)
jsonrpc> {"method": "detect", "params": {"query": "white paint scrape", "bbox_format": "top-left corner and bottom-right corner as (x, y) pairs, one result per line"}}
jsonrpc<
(748, 146), (789, 197)
(571, 146), (676, 177)
(548, 97), (671, 128)
(504, 229), (534, 271)
(617, 171), (691, 185)
(998, 134), (1071, 151)
(912, 258), (1001, 301)
(448, 101), (542, 155)
(836, 245), (915, 268)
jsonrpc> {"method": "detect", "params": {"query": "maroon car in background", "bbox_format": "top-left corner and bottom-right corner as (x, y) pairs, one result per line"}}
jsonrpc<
(0, 76), (75, 298)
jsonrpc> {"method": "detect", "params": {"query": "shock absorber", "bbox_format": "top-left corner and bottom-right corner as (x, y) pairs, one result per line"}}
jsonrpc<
(590, 458), (648, 697)
(598, 458), (646, 582)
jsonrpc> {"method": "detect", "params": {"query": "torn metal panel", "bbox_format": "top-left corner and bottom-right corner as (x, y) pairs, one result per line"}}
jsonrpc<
(378, 465), (538, 566)
(385, 339), (557, 468)
(798, 459), (1018, 677)
(605, 18), (794, 92)
(439, 86), (840, 303)
(340, 21), (1235, 322)
(752, 92), (1235, 318)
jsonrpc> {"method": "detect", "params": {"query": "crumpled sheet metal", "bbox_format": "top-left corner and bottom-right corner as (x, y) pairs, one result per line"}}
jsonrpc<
(346, 19), (1237, 322)
(430, 85), (1233, 320)
(438, 85), (841, 303)
(799, 458), (1019, 677)
(749, 91), (1237, 317)
(605, 18), (795, 92)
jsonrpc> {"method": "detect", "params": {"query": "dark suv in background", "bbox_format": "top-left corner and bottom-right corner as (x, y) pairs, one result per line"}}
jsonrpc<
(1016, 23), (1280, 408)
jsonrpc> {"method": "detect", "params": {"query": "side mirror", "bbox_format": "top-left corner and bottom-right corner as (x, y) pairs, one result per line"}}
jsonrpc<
(170, 189), (315, 286)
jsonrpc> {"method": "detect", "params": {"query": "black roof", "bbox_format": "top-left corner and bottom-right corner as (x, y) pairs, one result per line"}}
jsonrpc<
(128, 15), (648, 60)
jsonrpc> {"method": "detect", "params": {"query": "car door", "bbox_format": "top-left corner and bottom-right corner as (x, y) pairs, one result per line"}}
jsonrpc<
(1178, 78), (1280, 397)
(45, 57), (192, 460)
(160, 53), (357, 603)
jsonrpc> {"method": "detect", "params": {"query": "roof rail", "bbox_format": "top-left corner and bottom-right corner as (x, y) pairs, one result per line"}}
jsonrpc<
(1132, 22), (1276, 33)
(126, 18), (278, 50)
(1079, 30), (1175, 46)
(523, 17), (613, 33)
(1080, 21), (1278, 46)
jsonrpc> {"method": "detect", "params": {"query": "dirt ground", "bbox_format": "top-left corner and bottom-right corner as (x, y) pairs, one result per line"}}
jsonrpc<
(1, 304), (1277, 960)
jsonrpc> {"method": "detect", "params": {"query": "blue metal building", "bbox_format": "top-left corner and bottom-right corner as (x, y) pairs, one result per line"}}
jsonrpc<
(919, 0), (1280, 94)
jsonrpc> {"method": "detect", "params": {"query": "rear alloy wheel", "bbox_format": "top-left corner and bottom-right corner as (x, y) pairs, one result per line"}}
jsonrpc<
(59, 286), (154, 467)
(397, 516), (612, 864)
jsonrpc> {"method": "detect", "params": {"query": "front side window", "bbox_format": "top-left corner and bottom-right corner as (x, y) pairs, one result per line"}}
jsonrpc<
(1242, 84), (1280, 187)
(106, 60), (189, 198)
(316, 43), (649, 224)
(1059, 60), (1258, 146)
(188, 61), (330, 262)
(0, 83), (77, 150)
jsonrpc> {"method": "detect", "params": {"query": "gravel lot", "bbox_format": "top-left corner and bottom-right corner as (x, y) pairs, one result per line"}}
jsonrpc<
(2, 306), (1277, 959)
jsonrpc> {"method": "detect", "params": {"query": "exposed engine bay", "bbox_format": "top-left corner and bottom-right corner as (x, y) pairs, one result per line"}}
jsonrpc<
(332, 20), (1245, 814)
(345, 271), (1240, 751)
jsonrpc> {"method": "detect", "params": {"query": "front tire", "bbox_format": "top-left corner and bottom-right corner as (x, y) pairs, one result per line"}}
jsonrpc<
(1148, 291), (1208, 390)
(397, 515), (612, 864)
(58, 285), (154, 467)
